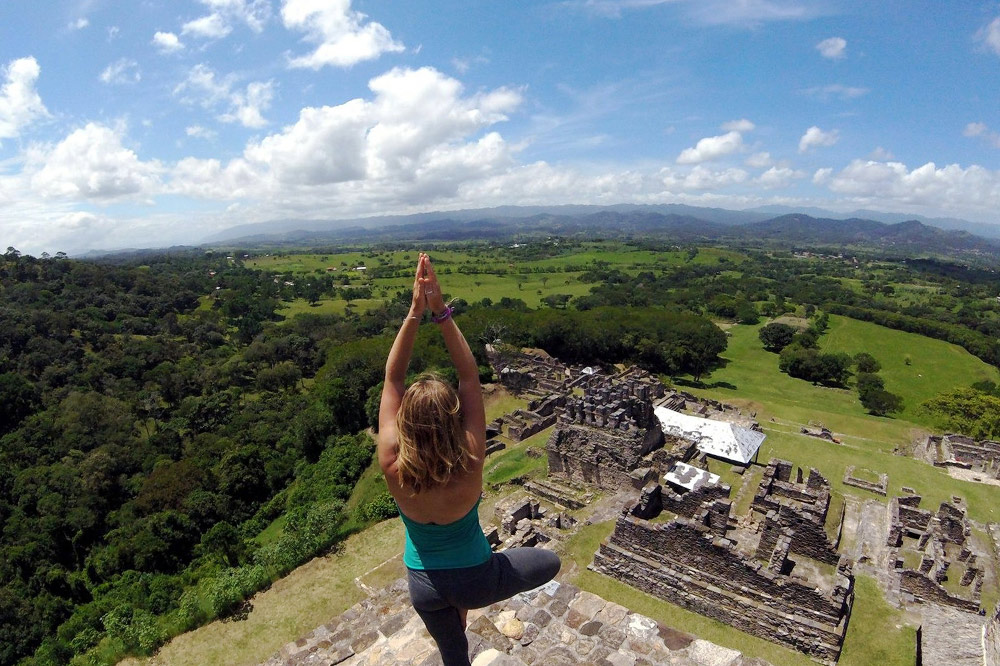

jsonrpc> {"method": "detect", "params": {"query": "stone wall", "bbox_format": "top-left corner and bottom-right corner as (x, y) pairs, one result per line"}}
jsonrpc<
(899, 570), (979, 613)
(592, 514), (852, 665)
(986, 603), (1000, 666)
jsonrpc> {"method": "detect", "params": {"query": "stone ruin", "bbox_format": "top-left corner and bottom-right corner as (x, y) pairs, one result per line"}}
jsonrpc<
(486, 494), (577, 551)
(842, 465), (888, 496)
(546, 371), (689, 491)
(487, 347), (591, 399)
(987, 602), (1000, 666)
(915, 433), (1000, 480)
(591, 459), (854, 665)
(800, 425), (841, 444)
(885, 494), (984, 613)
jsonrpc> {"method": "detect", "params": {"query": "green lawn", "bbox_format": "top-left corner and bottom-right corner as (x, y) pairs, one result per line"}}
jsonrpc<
(821, 314), (1000, 421)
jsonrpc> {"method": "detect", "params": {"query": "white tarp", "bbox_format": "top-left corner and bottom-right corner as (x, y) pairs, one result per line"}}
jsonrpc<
(654, 406), (765, 464)
(664, 462), (720, 492)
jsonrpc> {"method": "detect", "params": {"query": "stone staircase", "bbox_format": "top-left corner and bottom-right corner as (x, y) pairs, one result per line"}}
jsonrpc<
(262, 577), (771, 666)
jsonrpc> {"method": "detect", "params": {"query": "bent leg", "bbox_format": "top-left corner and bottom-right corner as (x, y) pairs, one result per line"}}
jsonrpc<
(491, 547), (561, 603)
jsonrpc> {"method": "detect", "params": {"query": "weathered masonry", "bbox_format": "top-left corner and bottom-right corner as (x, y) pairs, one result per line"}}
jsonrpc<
(592, 460), (854, 665)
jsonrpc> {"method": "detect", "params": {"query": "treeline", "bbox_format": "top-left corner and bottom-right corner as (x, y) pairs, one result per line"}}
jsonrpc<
(0, 247), (728, 666)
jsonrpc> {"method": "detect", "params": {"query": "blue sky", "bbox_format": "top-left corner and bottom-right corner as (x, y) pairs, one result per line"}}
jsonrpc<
(2, 0), (1000, 254)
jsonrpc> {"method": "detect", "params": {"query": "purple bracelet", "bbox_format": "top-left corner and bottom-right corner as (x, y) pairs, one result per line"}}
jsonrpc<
(431, 305), (454, 323)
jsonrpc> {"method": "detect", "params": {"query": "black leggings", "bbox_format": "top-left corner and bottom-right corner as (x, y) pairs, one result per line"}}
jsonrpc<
(407, 548), (561, 666)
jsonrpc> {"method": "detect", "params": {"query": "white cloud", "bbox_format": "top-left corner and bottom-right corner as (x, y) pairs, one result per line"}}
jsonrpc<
(182, 0), (271, 39)
(678, 165), (748, 189)
(800, 84), (868, 100)
(721, 118), (755, 132)
(28, 123), (162, 201)
(183, 13), (232, 39)
(823, 159), (1000, 218)
(816, 36), (846, 59)
(68, 18), (89, 30)
(574, 0), (820, 26)
(172, 66), (521, 203)
(745, 151), (772, 168)
(976, 17), (1000, 56)
(963, 121), (1000, 148)
(152, 31), (185, 53)
(676, 130), (744, 164)
(798, 125), (838, 152)
(282, 0), (405, 69)
(812, 167), (833, 184)
(755, 166), (804, 189)
(869, 146), (894, 160)
(219, 81), (275, 128)
(99, 58), (141, 85)
(175, 64), (274, 128)
(0, 57), (49, 143)
(185, 125), (217, 139)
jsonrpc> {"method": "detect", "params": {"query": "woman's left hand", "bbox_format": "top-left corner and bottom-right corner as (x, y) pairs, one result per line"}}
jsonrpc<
(410, 255), (427, 316)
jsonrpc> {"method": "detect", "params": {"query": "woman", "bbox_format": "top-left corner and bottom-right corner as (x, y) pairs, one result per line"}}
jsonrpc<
(378, 253), (560, 666)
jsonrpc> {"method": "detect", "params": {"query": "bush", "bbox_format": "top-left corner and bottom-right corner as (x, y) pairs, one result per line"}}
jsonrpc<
(358, 491), (399, 522)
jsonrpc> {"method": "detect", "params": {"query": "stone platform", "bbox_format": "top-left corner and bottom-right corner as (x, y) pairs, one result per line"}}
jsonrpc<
(262, 577), (771, 666)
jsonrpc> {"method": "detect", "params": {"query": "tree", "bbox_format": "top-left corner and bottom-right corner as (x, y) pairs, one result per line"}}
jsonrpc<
(0, 372), (39, 435)
(854, 352), (881, 373)
(758, 323), (795, 353)
(860, 389), (903, 416)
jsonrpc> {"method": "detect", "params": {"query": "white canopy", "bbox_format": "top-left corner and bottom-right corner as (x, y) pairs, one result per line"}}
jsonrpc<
(654, 406), (765, 464)
(664, 462), (720, 492)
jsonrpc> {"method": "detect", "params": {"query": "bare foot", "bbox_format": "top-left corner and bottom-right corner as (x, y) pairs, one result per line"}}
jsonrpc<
(459, 608), (468, 630)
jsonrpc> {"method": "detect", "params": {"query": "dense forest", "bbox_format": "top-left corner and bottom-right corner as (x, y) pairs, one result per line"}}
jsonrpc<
(2, 238), (999, 665)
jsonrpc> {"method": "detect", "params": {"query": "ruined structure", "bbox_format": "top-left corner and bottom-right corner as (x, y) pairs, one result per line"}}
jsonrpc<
(546, 369), (685, 491)
(842, 465), (888, 496)
(885, 495), (983, 612)
(592, 460), (854, 665)
(987, 603), (1000, 666)
(915, 433), (1000, 480)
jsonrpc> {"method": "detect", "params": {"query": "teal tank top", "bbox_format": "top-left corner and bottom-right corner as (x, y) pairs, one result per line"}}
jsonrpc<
(398, 497), (493, 570)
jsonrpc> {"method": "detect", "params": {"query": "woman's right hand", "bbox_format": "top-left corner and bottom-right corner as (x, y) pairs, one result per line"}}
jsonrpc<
(419, 253), (448, 315)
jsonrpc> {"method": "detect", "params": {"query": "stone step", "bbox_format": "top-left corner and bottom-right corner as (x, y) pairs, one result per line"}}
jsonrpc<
(261, 574), (771, 666)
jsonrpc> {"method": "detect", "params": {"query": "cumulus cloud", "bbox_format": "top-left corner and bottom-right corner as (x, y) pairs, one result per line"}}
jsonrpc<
(755, 166), (804, 189)
(574, 0), (821, 26)
(175, 64), (274, 128)
(964, 121), (1000, 148)
(0, 57), (49, 142)
(816, 37), (846, 59)
(68, 18), (89, 30)
(99, 58), (141, 85)
(186, 125), (217, 139)
(869, 146), (894, 160)
(800, 84), (868, 101)
(28, 123), (162, 200)
(182, 0), (270, 38)
(745, 151), (773, 168)
(152, 31), (185, 53)
(183, 13), (232, 39)
(721, 118), (755, 132)
(282, 0), (405, 69)
(822, 159), (1000, 218)
(976, 17), (1000, 56)
(676, 130), (744, 164)
(798, 126), (838, 152)
(171, 66), (522, 204)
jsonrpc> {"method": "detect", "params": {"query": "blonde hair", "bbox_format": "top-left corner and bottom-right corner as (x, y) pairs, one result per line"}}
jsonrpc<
(395, 374), (478, 494)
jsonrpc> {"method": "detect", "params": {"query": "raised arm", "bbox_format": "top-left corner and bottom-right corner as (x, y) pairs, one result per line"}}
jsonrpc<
(378, 256), (426, 471)
(421, 255), (486, 446)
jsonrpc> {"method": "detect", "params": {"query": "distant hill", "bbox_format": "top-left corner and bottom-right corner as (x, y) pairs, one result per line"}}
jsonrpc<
(201, 207), (1000, 262)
